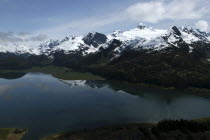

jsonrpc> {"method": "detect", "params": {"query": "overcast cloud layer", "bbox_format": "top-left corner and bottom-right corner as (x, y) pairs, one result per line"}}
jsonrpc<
(196, 20), (209, 31)
(0, 32), (47, 43)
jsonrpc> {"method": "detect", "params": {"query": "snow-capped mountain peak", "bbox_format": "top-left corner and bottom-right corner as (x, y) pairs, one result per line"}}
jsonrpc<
(162, 26), (209, 46)
(83, 32), (108, 48)
(40, 39), (60, 48)
(108, 24), (166, 41)
(61, 35), (76, 42)
(171, 26), (182, 36)
(110, 30), (123, 38)
(137, 22), (154, 31)
(0, 24), (210, 57)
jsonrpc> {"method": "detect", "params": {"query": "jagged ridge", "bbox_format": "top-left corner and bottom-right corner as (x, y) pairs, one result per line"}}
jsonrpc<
(0, 23), (210, 59)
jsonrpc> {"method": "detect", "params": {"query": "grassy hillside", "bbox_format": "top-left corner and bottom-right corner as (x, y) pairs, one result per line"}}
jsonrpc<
(0, 128), (27, 140)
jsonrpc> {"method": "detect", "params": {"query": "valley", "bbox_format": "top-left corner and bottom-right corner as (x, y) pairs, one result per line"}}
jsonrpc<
(0, 73), (210, 140)
(0, 24), (210, 89)
(1, 0), (210, 140)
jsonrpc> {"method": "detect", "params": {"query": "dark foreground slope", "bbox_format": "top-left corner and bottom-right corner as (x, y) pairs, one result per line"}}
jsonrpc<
(41, 119), (210, 140)
(0, 128), (27, 140)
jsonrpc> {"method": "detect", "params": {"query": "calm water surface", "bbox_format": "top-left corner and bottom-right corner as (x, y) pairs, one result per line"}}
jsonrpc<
(0, 73), (210, 140)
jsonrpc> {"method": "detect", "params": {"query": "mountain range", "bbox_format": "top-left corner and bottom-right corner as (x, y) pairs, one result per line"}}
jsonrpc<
(0, 23), (210, 88)
(0, 23), (210, 58)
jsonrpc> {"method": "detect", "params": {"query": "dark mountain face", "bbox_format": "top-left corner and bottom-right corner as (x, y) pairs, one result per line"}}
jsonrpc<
(40, 39), (60, 49)
(71, 38), (210, 89)
(188, 29), (209, 41)
(162, 26), (184, 45)
(172, 26), (182, 36)
(0, 24), (210, 89)
(83, 32), (108, 47)
(91, 46), (210, 88)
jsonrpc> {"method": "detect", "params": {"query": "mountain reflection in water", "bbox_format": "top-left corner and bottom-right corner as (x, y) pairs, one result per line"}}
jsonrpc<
(0, 73), (210, 140)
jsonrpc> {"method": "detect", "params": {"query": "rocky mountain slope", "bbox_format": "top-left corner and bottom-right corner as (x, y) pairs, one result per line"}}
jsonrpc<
(0, 23), (210, 88)
(0, 23), (210, 59)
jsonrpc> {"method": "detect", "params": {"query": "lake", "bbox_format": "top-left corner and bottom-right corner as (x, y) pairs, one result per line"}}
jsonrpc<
(0, 73), (210, 140)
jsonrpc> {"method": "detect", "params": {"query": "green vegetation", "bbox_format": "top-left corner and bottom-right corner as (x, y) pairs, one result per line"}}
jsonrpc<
(194, 117), (210, 123)
(0, 72), (26, 79)
(87, 50), (210, 89)
(0, 40), (209, 89)
(24, 66), (105, 80)
(153, 119), (210, 133)
(40, 123), (155, 140)
(0, 65), (104, 80)
(50, 41), (210, 89)
(0, 54), (52, 70)
(0, 128), (27, 140)
(186, 88), (210, 98)
(0, 56), (30, 70)
(0, 119), (209, 140)
(41, 119), (210, 140)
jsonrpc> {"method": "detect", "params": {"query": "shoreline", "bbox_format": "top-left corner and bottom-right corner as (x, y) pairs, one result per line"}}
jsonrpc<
(0, 128), (27, 140)
(0, 66), (210, 96)
(41, 118), (210, 140)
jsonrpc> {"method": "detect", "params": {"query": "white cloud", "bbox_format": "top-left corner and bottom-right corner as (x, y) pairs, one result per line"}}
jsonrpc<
(0, 32), (48, 43)
(126, 1), (165, 23)
(0, 84), (21, 95)
(36, 0), (210, 38)
(195, 20), (209, 31)
(126, 0), (207, 23)
(36, 13), (126, 38)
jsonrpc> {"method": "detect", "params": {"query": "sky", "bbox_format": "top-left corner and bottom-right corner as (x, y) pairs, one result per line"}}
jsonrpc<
(0, 0), (210, 42)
